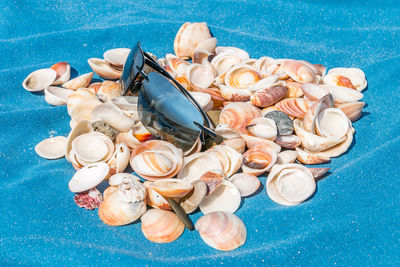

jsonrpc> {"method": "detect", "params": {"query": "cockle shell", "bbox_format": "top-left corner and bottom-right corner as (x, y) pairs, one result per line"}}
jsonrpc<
(96, 81), (121, 102)
(177, 152), (222, 182)
(219, 102), (262, 134)
(199, 169), (225, 195)
(166, 54), (190, 76)
(229, 173), (260, 197)
(22, 68), (57, 92)
(180, 180), (208, 214)
(174, 22), (212, 59)
(199, 180), (241, 214)
(91, 103), (135, 132)
(35, 136), (67, 159)
(185, 63), (215, 91)
(293, 119), (345, 152)
(275, 98), (311, 118)
(315, 108), (350, 139)
(103, 48), (130, 71)
(87, 58), (122, 80)
(324, 84), (364, 103)
(44, 86), (74, 106)
(68, 162), (109, 193)
(282, 60), (316, 83)
(147, 179), (193, 198)
(67, 88), (99, 115)
(62, 72), (93, 90)
(141, 209), (185, 243)
(245, 117), (277, 141)
(327, 67), (367, 91)
(295, 147), (330, 164)
(334, 101), (365, 122)
(276, 150), (298, 164)
(300, 83), (329, 102)
(267, 163), (316, 206)
(303, 93), (334, 133)
(211, 52), (243, 75)
(250, 85), (287, 107)
(50, 62), (71, 85)
(241, 144), (278, 176)
(274, 134), (301, 149)
(224, 64), (261, 89)
(285, 82), (304, 98)
(221, 137), (246, 153)
(195, 211), (247, 251)
(130, 140), (183, 181)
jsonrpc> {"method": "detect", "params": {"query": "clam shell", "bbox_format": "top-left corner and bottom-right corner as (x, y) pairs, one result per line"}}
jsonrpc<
(315, 108), (350, 139)
(191, 38), (217, 63)
(215, 46), (249, 61)
(224, 64), (261, 89)
(303, 93), (334, 133)
(327, 67), (367, 91)
(215, 124), (241, 139)
(35, 136), (67, 159)
(300, 83), (329, 101)
(211, 52), (243, 75)
(116, 130), (141, 149)
(110, 96), (139, 121)
(324, 84), (363, 103)
(65, 120), (94, 162)
(67, 88), (99, 115)
(72, 133), (110, 162)
(199, 169), (225, 195)
(185, 63), (215, 91)
(44, 86), (74, 106)
(147, 179), (193, 198)
(175, 76), (191, 90)
(241, 134), (281, 153)
(50, 62), (71, 85)
(180, 180), (208, 214)
(22, 68), (57, 92)
(88, 58), (122, 80)
(206, 145), (243, 178)
(70, 100), (101, 123)
(313, 127), (354, 158)
(275, 98), (311, 118)
(130, 121), (152, 142)
(246, 117), (277, 141)
(250, 85), (287, 107)
(219, 102), (262, 134)
(219, 85), (252, 102)
(91, 103), (135, 132)
(308, 167), (330, 180)
(107, 142), (130, 174)
(198, 87), (225, 109)
(144, 181), (171, 210)
(229, 173), (260, 197)
(276, 150), (298, 164)
(68, 162), (109, 193)
(221, 137), (246, 154)
(242, 144), (278, 176)
(285, 82), (304, 98)
(174, 22), (212, 59)
(323, 73), (356, 90)
(103, 48), (130, 71)
(190, 91), (213, 112)
(195, 211), (246, 251)
(88, 82), (102, 94)
(96, 81), (121, 102)
(166, 54), (190, 76)
(295, 147), (330, 164)
(109, 173), (140, 186)
(282, 60), (316, 83)
(192, 49), (213, 64)
(177, 152), (222, 182)
(62, 72), (93, 90)
(141, 209), (185, 243)
(274, 134), (301, 149)
(266, 163), (316, 206)
(334, 101), (365, 122)
(199, 180), (241, 214)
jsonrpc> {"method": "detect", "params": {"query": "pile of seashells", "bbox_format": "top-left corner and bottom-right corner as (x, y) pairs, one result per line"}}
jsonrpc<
(26, 22), (367, 251)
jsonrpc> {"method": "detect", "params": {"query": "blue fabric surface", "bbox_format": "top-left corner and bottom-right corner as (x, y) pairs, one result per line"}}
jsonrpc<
(1, 0), (399, 265)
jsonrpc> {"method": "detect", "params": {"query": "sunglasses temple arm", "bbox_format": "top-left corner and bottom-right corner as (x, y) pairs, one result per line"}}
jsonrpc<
(193, 121), (216, 137)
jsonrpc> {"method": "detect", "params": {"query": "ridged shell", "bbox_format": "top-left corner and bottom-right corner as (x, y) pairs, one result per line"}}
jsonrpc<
(35, 136), (67, 159)
(282, 60), (316, 83)
(141, 209), (185, 243)
(195, 211), (246, 251)
(50, 62), (71, 85)
(87, 58), (122, 80)
(199, 180), (241, 214)
(334, 101), (365, 122)
(242, 144), (278, 176)
(62, 72), (93, 90)
(219, 85), (252, 102)
(174, 22), (212, 59)
(250, 85), (287, 107)
(275, 98), (310, 118)
(22, 68), (57, 92)
(295, 147), (330, 164)
(229, 173), (260, 197)
(219, 102), (262, 134)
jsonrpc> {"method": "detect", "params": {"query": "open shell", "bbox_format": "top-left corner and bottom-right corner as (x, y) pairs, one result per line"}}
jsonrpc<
(103, 48), (130, 71)
(241, 144), (278, 176)
(221, 137), (246, 154)
(88, 58), (122, 80)
(67, 88), (99, 115)
(211, 52), (243, 75)
(62, 72), (93, 90)
(245, 117), (277, 141)
(303, 93), (334, 133)
(144, 181), (171, 210)
(275, 98), (310, 118)
(68, 162), (109, 193)
(224, 65), (261, 89)
(327, 67), (367, 91)
(35, 136), (67, 159)
(177, 152), (222, 182)
(295, 147), (330, 164)
(147, 179), (193, 198)
(276, 150), (298, 164)
(22, 69), (57, 92)
(334, 101), (365, 122)
(274, 134), (301, 149)
(166, 54), (190, 76)
(180, 180), (208, 214)
(282, 60), (316, 83)
(65, 120), (94, 162)
(50, 62), (71, 85)
(96, 81), (121, 102)
(185, 63), (215, 90)
(219, 102), (262, 134)
(324, 84), (363, 103)
(199, 180), (241, 214)
(199, 169), (225, 195)
(107, 142), (130, 174)
(315, 108), (350, 139)
(91, 103), (135, 132)
(285, 82), (304, 98)
(300, 83), (329, 102)
(44, 86), (74, 106)
(206, 145), (243, 178)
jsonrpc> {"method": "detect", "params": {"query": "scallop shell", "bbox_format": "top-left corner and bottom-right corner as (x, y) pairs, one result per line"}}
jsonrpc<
(103, 48), (130, 71)
(91, 103), (135, 132)
(221, 137), (246, 154)
(141, 209), (185, 243)
(68, 162), (109, 193)
(274, 134), (301, 149)
(334, 101), (365, 122)
(174, 22), (212, 59)
(22, 68), (57, 92)
(147, 179), (193, 198)
(245, 117), (277, 141)
(276, 150), (298, 164)
(166, 54), (190, 76)
(195, 211), (246, 251)
(177, 152), (223, 182)
(250, 85), (287, 107)
(35, 136), (67, 159)
(275, 98), (311, 118)
(284, 82), (304, 98)
(282, 60), (316, 83)
(241, 144), (278, 176)
(219, 102), (262, 134)
(87, 58), (122, 80)
(199, 180), (241, 214)
(180, 180), (208, 214)
(266, 163), (316, 206)
(96, 81), (121, 102)
(50, 62), (71, 85)
(62, 72), (93, 90)
(295, 147), (330, 164)
(327, 67), (367, 91)
(315, 108), (350, 139)
(229, 173), (260, 197)
(44, 86), (74, 106)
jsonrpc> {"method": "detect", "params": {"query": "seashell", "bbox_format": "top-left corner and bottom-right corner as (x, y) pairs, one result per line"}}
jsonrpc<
(192, 49), (213, 65)
(242, 144), (278, 176)
(72, 133), (110, 162)
(65, 120), (94, 162)
(199, 169), (225, 195)
(96, 81), (121, 102)
(303, 93), (334, 133)
(174, 22), (212, 59)
(131, 140), (183, 181)
(327, 67), (367, 91)
(166, 54), (190, 76)
(282, 60), (316, 83)
(191, 38), (217, 63)
(314, 64), (327, 76)
(107, 142), (130, 174)
(44, 86), (74, 106)
(199, 180), (241, 214)
(99, 181), (147, 226)
(184, 137), (202, 157)
(131, 121), (152, 142)
(68, 162), (109, 193)
(295, 147), (330, 164)
(175, 76), (191, 91)
(109, 172), (140, 186)
(285, 82), (304, 98)
(91, 103), (135, 132)
(206, 145), (243, 178)
(241, 134), (281, 153)
(70, 100), (101, 123)
(186, 63), (215, 90)
(248, 75), (280, 92)
(198, 87), (225, 109)
(110, 96), (139, 121)
(276, 150), (298, 164)
(266, 163), (316, 206)
(243, 58), (257, 66)
(211, 52), (243, 75)
(221, 137), (246, 154)
(50, 62), (71, 85)
(195, 211), (246, 251)
(300, 83), (329, 102)
(254, 56), (274, 74)
(87, 58), (122, 80)
(141, 209), (185, 243)
(308, 167), (330, 180)
(323, 84), (363, 103)
(22, 68), (57, 92)
(103, 48), (130, 71)
(229, 173), (260, 197)
(274, 134), (301, 149)
(116, 130), (140, 149)
(215, 124), (241, 139)
(144, 181), (171, 210)
(215, 47), (249, 61)
(147, 179), (193, 198)
(74, 187), (103, 210)
(261, 106), (280, 116)
(219, 102), (262, 134)
(313, 127), (354, 158)
(315, 108), (350, 139)
(177, 152), (222, 182)
(334, 101), (365, 122)
(108, 173), (147, 202)
(245, 117), (277, 141)
(224, 64), (261, 89)
(293, 119), (345, 152)
(250, 85), (287, 107)
(323, 73), (356, 90)
(264, 110), (294, 135)
(35, 136), (67, 159)
(219, 85), (252, 102)
(67, 88), (99, 115)
(275, 98), (310, 118)
(62, 72), (93, 90)
(180, 180), (208, 214)
(88, 82), (103, 94)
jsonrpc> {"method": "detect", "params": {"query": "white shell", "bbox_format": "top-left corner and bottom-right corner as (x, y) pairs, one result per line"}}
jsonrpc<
(44, 86), (74, 106)
(91, 103), (135, 132)
(323, 84), (363, 103)
(190, 92), (213, 112)
(215, 46), (249, 61)
(103, 48), (131, 70)
(87, 58), (122, 80)
(22, 69), (57, 92)
(177, 152), (223, 182)
(229, 173), (260, 197)
(315, 108), (350, 139)
(50, 62), (71, 85)
(199, 180), (241, 214)
(109, 173), (140, 186)
(35, 136), (67, 159)
(211, 52), (243, 75)
(68, 162), (109, 193)
(185, 63), (215, 90)
(110, 96), (139, 121)
(62, 72), (93, 90)
(246, 117), (277, 140)
(327, 67), (367, 91)
(71, 133), (109, 162)
(276, 150), (298, 164)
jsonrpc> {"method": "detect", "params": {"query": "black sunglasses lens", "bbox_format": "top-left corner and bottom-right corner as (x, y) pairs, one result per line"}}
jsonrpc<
(119, 43), (144, 95)
(138, 72), (204, 152)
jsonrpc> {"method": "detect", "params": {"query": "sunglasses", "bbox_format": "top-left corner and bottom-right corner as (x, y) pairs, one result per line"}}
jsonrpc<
(119, 42), (216, 153)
